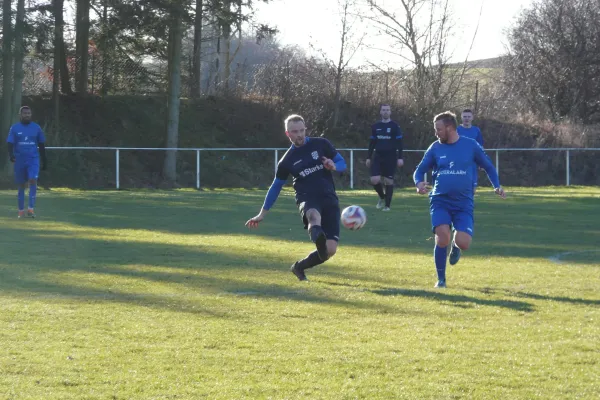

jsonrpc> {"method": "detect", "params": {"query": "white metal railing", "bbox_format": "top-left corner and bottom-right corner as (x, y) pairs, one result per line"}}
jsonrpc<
(46, 147), (600, 189)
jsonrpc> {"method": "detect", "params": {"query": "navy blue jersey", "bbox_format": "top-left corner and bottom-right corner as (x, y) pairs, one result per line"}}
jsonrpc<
(369, 120), (403, 158)
(413, 137), (499, 207)
(276, 137), (340, 201)
(7, 122), (46, 160)
(457, 125), (484, 147)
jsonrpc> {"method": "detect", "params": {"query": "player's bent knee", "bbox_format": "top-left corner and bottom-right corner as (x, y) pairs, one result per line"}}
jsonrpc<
(434, 226), (451, 248)
(305, 209), (321, 224)
(29, 179), (37, 185)
(326, 240), (337, 258)
(455, 233), (472, 250)
(436, 235), (451, 248)
(370, 176), (381, 185)
(383, 177), (394, 185)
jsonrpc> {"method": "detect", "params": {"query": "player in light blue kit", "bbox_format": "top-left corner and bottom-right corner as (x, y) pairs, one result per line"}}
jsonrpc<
(414, 111), (505, 288)
(6, 106), (47, 218)
(457, 108), (484, 191)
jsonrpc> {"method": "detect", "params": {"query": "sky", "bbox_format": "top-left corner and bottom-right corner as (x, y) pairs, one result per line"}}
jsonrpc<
(254, 0), (533, 67)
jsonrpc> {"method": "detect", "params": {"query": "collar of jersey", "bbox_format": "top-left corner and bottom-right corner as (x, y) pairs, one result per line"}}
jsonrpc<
(292, 137), (310, 149)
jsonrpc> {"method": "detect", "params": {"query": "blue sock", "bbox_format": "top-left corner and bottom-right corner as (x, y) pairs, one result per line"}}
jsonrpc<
(29, 184), (37, 209)
(434, 245), (448, 281)
(18, 188), (25, 211)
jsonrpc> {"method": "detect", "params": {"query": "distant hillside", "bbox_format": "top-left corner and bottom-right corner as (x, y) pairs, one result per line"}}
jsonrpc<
(448, 56), (506, 69)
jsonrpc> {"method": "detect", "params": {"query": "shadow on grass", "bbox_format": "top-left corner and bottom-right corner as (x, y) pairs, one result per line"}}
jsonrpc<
(0, 225), (404, 316)
(472, 288), (600, 307)
(15, 189), (598, 265)
(371, 288), (535, 312)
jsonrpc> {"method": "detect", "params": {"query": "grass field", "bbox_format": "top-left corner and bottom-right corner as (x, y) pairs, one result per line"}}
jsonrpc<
(0, 187), (598, 399)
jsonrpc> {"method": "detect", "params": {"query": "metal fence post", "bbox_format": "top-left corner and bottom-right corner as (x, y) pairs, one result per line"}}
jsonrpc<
(116, 149), (120, 190)
(495, 150), (499, 176)
(566, 150), (570, 186)
(196, 150), (201, 189)
(274, 149), (278, 175)
(350, 150), (354, 189)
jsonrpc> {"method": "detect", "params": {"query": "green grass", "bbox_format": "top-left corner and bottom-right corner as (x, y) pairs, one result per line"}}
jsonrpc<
(0, 187), (598, 399)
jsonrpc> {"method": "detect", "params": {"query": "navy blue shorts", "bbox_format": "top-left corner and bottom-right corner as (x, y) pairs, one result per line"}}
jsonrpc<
(430, 199), (474, 237)
(297, 195), (340, 242)
(14, 158), (39, 184)
(370, 152), (397, 180)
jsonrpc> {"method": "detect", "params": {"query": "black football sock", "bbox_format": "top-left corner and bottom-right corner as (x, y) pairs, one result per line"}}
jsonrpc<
(297, 250), (325, 270)
(385, 185), (394, 207)
(308, 225), (323, 243)
(373, 183), (385, 199)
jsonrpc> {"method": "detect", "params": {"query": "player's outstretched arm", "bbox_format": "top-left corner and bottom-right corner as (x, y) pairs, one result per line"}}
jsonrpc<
(246, 208), (268, 228)
(246, 175), (287, 229)
(474, 143), (506, 198)
(413, 147), (435, 194)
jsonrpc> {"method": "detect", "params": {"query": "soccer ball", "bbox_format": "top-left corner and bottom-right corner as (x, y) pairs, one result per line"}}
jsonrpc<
(341, 205), (367, 230)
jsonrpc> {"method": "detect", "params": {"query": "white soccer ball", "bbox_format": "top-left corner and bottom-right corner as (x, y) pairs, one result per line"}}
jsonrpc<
(341, 205), (367, 231)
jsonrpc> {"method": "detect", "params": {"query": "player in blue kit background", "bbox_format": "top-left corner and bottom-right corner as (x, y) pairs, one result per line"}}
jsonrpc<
(457, 108), (484, 191)
(414, 111), (505, 288)
(365, 104), (404, 211)
(6, 106), (47, 218)
(246, 114), (347, 281)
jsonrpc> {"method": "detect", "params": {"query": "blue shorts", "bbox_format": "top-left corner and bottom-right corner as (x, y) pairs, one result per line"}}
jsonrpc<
(370, 151), (397, 180)
(430, 199), (474, 237)
(297, 195), (340, 242)
(14, 158), (39, 184)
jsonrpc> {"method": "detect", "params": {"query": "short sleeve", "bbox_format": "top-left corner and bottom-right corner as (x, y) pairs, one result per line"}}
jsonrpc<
(322, 139), (337, 159)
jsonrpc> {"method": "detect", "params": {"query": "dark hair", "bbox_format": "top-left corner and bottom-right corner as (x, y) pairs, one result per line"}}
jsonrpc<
(380, 103), (391, 110)
(19, 106), (31, 113)
(434, 111), (458, 129)
(462, 108), (473, 114)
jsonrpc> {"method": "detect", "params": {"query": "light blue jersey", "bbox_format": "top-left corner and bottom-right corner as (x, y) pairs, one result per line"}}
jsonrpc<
(7, 122), (46, 160)
(457, 125), (483, 146)
(414, 137), (499, 207)
(414, 137), (500, 236)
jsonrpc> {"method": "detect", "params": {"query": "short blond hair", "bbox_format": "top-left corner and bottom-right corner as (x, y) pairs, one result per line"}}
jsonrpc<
(284, 114), (305, 131)
(434, 111), (458, 129)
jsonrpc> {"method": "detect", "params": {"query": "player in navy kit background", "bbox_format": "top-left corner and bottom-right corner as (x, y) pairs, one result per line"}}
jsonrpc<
(246, 114), (347, 281)
(414, 111), (505, 288)
(456, 109), (484, 191)
(365, 104), (404, 211)
(6, 106), (47, 218)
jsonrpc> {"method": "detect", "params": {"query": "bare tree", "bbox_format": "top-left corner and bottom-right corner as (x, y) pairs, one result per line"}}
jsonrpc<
(75, 0), (91, 94)
(312, 0), (365, 127)
(2, 0), (13, 139)
(163, 1), (185, 184)
(507, 0), (600, 122)
(365, 0), (479, 112)
(191, 0), (204, 98)
(12, 0), (26, 124)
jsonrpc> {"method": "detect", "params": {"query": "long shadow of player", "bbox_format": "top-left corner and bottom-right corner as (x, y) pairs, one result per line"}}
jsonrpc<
(370, 287), (535, 312)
